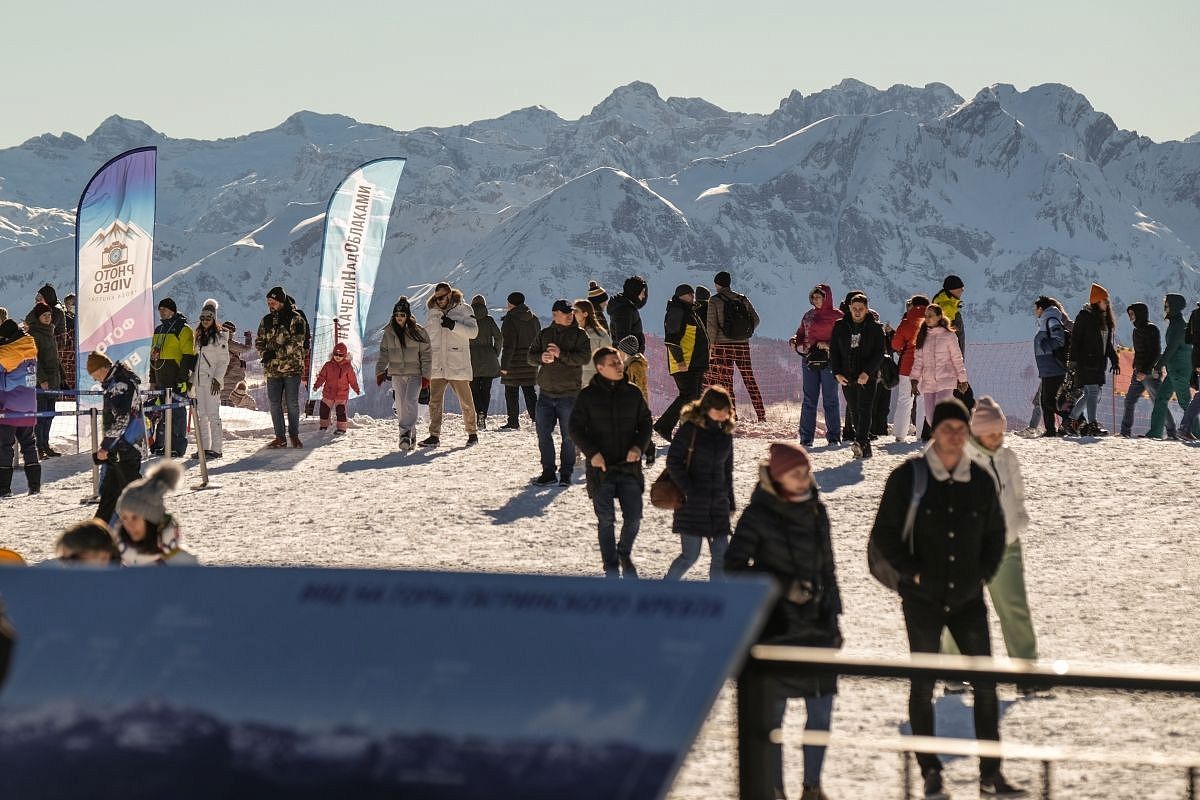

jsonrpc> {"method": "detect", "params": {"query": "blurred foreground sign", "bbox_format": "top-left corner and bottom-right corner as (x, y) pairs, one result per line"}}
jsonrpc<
(0, 568), (771, 800)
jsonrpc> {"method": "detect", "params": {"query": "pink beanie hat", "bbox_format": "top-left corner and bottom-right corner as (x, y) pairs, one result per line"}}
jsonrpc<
(970, 396), (1007, 436)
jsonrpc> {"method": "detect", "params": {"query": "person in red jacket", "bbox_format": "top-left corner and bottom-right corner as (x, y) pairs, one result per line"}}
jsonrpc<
(789, 284), (843, 446)
(891, 295), (930, 441)
(313, 341), (361, 434)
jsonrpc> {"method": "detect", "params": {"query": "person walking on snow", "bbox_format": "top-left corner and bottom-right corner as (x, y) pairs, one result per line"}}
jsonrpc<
(528, 299), (592, 486)
(892, 295), (930, 442)
(421, 282), (480, 448)
(664, 386), (736, 581)
(569, 346), (652, 579)
(1066, 283), (1119, 436)
(791, 284), (843, 447)
(706, 270), (766, 422)
(313, 341), (361, 435)
(1121, 302), (1175, 438)
(468, 294), (503, 430)
(941, 397), (1039, 693)
(726, 441), (843, 800)
(0, 319), (41, 496)
(1147, 293), (1193, 440)
(498, 292), (540, 431)
(256, 286), (308, 448)
(1172, 299), (1200, 440)
(829, 293), (885, 459)
(908, 304), (969, 433)
(868, 398), (1022, 800)
(191, 299), (229, 459)
(376, 297), (432, 451)
(1032, 297), (1070, 437)
(656, 284), (709, 441)
(931, 274), (966, 359)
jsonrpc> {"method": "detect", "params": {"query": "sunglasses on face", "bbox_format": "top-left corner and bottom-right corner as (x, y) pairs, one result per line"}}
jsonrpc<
(333, 354), (345, 359)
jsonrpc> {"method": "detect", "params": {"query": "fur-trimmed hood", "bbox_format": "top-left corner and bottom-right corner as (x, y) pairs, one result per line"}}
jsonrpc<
(428, 287), (465, 310)
(679, 400), (736, 434)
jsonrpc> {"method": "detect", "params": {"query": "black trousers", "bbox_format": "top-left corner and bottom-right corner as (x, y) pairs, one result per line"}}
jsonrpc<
(471, 376), (495, 417)
(95, 453), (143, 527)
(656, 370), (704, 439)
(902, 594), (1000, 777)
(842, 380), (876, 446)
(1040, 374), (1065, 433)
(504, 384), (537, 425)
(872, 383), (892, 435)
(0, 426), (38, 468)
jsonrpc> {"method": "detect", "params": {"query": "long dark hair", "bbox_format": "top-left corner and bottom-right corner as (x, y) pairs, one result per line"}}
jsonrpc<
(118, 520), (163, 555)
(390, 309), (424, 349)
(914, 305), (948, 349)
(1089, 301), (1116, 332)
(573, 299), (606, 333)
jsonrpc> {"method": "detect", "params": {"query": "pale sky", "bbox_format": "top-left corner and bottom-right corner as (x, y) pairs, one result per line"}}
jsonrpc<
(5, 0), (1196, 147)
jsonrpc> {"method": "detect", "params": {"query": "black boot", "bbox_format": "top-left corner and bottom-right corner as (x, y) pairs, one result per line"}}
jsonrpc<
(0, 467), (12, 498)
(24, 464), (41, 495)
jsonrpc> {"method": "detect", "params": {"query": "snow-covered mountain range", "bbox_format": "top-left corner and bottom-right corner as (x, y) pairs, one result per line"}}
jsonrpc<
(1, 80), (1197, 341)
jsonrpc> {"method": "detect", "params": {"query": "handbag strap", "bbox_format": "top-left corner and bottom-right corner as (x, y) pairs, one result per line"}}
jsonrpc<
(684, 425), (698, 467)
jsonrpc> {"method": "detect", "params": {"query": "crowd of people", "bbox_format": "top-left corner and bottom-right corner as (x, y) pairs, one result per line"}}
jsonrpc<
(11, 268), (1200, 799)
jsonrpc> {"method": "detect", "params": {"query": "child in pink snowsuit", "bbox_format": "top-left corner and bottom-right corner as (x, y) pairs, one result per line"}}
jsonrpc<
(313, 342), (361, 433)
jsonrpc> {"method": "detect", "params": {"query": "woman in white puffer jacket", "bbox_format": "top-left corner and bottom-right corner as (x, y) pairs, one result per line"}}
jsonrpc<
(192, 299), (230, 458)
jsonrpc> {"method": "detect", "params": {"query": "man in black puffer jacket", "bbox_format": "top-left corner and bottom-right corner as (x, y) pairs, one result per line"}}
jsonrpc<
(607, 276), (648, 354)
(1120, 302), (1174, 438)
(498, 292), (541, 430)
(569, 347), (652, 578)
(829, 293), (885, 459)
(869, 398), (1019, 799)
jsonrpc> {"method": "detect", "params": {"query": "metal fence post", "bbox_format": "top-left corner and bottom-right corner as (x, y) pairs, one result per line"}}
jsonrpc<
(736, 659), (774, 800)
(163, 391), (173, 458)
(1187, 766), (1196, 800)
(902, 751), (912, 800)
(89, 409), (100, 498)
(1042, 760), (1053, 800)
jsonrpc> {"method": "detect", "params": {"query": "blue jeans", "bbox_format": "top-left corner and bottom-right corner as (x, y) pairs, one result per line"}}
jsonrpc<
(591, 471), (642, 576)
(767, 692), (835, 791)
(1070, 384), (1101, 422)
(152, 392), (187, 455)
(1122, 374), (1175, 436)
(799, 365), (841, 445)
(267, 376), (301, 438)
(665, 534), (728, 581)
(535, 393), (575, 478)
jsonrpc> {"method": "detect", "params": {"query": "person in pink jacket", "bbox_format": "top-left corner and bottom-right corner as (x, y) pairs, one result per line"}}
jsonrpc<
(908, 304), (969, 423)
(313, 341), (361, 434)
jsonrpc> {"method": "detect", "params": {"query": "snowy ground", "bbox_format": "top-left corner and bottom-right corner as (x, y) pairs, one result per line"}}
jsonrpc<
(4, 407), (1200, 798)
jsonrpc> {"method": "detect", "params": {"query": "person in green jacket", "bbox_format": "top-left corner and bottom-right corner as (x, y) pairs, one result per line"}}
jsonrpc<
(1147, 294), (1192, 439)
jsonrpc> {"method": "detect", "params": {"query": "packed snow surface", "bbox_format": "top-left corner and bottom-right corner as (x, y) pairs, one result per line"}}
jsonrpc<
(4, 409), (1200, 798)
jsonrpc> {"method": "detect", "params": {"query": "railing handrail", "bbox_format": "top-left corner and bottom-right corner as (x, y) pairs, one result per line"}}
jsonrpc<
(749, 645), (1200, 694)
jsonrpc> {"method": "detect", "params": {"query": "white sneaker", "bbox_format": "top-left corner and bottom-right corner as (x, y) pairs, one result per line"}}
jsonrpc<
(1015, 426), (1040, 439)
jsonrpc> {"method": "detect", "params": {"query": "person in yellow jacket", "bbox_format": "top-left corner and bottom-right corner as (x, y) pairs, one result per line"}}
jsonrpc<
(655, 284), (710, 441)
(931, 274), (965, 359)
(149, 298), (195, 457)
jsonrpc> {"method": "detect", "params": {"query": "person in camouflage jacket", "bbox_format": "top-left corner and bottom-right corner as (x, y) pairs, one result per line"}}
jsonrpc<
(255, 286), (308, 447)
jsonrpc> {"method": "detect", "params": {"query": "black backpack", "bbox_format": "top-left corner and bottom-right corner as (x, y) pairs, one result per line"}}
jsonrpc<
(719, 293), (755, 339)
(867, 458), (928, 592)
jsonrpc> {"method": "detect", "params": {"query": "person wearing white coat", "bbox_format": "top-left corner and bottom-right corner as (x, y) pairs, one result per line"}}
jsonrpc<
(941, 397), (1039, 678)
(420, 283), (479, 447)
(191, 299), (230, 458)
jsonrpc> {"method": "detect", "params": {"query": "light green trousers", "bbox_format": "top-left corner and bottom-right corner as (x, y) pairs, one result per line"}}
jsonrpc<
(941, 539), (1038, 660)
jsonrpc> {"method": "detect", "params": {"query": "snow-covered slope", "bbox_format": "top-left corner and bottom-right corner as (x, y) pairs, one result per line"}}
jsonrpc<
(1, 80), (1198, 340)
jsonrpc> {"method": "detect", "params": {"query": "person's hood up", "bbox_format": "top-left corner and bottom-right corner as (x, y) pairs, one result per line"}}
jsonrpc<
(1165, 293), (1186, 317)
(621, 276), (648, 309)
(813, 284), (833, 312)
(1128, 302), (1149, 327)
(331, 341), (349, 359)
(471, 295), (490, 319)
(38, 285), (59, 307)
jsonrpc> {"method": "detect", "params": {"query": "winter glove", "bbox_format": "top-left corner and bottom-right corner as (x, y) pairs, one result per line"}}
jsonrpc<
(643, 443), (657, 467)
(210, 378), (221, 395)
(440, 316), (456, 330)
(376, 372), (388, 386)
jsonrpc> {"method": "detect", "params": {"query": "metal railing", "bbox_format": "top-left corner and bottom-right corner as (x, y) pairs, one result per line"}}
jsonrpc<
(737, 646), (1200, 799)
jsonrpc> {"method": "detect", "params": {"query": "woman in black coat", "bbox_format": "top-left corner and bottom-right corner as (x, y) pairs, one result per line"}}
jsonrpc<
(664, 386), (735, 580)
(726, 442), (842, 800)
(1067, 284), (1119, 435)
